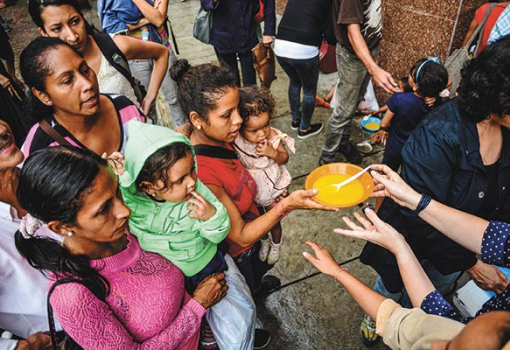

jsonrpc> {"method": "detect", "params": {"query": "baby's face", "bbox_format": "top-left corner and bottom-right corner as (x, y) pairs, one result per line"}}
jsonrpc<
(241, 112), (271, 144)
(152, 153), (197, 203)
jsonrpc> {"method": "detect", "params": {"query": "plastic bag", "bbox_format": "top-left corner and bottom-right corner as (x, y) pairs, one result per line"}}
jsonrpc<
(206, 254), (256, 350)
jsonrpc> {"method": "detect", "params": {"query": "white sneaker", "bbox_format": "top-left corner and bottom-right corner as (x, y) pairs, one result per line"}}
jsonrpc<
(266, 241), (281, 265)
(259, 238), (270, 262)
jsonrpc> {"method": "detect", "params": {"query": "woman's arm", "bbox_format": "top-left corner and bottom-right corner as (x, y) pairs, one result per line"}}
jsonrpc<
(51, 283), (204, 349)
(113, 36), (169, 115)
(132, 0), (168, 28)
(206, 184), (336, 248)
(462, 17), (478, 47)
(303, 241), (386, 320)
(371, 164), (509, 293)
(371, 164), (488, 254)
(334, 210), (436, 307)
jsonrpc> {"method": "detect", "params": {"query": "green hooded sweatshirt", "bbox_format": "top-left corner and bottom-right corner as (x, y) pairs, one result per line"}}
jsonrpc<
(119, 122), (230, 277)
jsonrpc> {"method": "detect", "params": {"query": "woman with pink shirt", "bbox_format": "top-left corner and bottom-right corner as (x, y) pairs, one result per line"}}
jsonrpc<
(14, 146), (226, 349)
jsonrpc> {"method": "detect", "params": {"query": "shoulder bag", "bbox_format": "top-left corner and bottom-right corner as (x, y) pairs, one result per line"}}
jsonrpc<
(193, 7), (213, 44)
(444, 3), (496, 97)
(48, 279), (86, 350)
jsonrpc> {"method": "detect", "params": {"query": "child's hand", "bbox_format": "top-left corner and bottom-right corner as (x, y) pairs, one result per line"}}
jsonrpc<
(102, 152), (125, 176)
(369, 131), (385, 144)
(187, 191), (217, 221)
(256, 139), (277, 158)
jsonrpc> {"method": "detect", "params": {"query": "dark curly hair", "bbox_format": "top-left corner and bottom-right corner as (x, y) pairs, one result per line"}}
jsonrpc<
(457, 35), (510, 123)
(169, 59), (237, 122)
(135, 142), (193, 193)
(238, 86), (275, 129)
(411, 58), (448, 103)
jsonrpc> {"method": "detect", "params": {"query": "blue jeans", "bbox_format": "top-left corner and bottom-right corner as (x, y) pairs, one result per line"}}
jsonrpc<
(373, 260), (461, 308)
(321, 44), (379, 162)
(128, 49), (187, 127)
(276, 54), (320, 130)
(215, 49), (256, 87)
(233, 240), (273, 294)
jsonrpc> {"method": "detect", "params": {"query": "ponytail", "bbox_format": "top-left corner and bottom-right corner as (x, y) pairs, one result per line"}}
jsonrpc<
(15, 231), (109, 300)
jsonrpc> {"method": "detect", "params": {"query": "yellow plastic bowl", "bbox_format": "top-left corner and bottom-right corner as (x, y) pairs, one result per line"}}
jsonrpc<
(305, 163), (374, 208)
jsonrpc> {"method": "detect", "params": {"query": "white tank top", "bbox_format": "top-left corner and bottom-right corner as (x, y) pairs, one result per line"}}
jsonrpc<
(96, 53), (140, 107)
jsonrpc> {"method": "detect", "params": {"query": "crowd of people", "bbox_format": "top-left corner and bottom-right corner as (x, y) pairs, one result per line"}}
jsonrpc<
(2, 0), (510, 349)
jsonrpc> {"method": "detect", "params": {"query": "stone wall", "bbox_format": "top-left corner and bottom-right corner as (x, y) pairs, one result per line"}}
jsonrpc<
(275, 0), (490, 100)
(379, 0), (488, 84)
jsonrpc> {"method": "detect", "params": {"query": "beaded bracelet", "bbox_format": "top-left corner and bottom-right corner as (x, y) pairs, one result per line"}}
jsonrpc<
(274, 201), (293, 217)
(409, 194), (432, 216)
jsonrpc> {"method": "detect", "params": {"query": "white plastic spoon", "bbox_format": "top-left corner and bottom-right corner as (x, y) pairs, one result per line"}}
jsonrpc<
(320, 165), (372, 193)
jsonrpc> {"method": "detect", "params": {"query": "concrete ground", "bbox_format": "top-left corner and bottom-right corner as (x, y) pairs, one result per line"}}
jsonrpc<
(170, 3), (390, 349)
(2, 0), (420, 348)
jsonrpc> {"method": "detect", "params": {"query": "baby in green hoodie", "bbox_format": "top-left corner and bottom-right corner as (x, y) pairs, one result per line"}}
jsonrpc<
(119, 122), (231, 291)
(119, 122), (256, 350)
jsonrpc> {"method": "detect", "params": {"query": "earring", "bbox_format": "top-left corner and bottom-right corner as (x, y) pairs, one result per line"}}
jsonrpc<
(67, 231), (73, 237)
(196, 125), (202, 130)
(46, 101), (53, 106)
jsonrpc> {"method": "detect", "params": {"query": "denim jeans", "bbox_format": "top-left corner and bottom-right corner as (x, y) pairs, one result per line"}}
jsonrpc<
(276, 54), (320, 130)
(215, 49), (257, 87)
(373, 260), (462, 308)
(233, 240), (273, 294)
(321, 44), (379, 162)
(128, 49), (187, 127)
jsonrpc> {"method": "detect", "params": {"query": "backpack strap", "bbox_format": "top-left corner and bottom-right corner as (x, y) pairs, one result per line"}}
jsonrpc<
(194, 145), (238, 159)
(93, 32), (133, 83)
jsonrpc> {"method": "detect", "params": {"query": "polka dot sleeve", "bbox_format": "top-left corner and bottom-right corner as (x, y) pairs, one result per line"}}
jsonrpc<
(481, 221), (510, 267)
(420, 290), (468, 323)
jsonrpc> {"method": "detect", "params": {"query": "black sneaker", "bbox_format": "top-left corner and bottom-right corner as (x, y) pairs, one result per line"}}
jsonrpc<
(291, 120), (299, 130)
(254, 329), (271, 349)
(339, 142), (362, 164)
(298, 123), (323, 139)
(318, 156), (333, 166)
(254, 275), (281, 297)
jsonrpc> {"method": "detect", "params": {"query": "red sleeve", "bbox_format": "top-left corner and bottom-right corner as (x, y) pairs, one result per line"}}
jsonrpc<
(475, 3), (490, 25)
(196, 155), (223, 187)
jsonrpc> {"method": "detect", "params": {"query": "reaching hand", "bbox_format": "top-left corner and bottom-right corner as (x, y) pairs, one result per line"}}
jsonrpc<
(369, 164), (421, 210)
(467, 260), (509, 294)
(303, 241), (343, 277)
(333, 209), (409, 254)
(371, 65), (398, 93)
(187, 191), (216, 221)
(193, 272), (228, 309)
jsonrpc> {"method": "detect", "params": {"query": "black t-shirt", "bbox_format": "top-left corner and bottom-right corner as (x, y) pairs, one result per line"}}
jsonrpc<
(332, 0), (382, 51)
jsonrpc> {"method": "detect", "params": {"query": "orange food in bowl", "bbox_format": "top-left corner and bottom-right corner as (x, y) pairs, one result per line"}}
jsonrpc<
(305, 163), (374, 208)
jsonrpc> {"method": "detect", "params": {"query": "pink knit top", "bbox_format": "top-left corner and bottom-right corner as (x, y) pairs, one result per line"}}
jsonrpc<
(49, 233), (206, 349)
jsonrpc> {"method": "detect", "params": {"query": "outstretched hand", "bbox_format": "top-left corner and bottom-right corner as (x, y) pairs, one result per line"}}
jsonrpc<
(302, 241), (343, 277)
(333, 208), (408, 255)
(371, 66), (399, 94)
(369, 164), (421, 210)
(284, 189), (338, 212)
